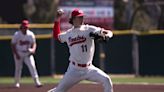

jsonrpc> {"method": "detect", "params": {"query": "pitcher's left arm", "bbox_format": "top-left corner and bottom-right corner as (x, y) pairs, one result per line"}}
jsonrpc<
(90, 28), (113, 42)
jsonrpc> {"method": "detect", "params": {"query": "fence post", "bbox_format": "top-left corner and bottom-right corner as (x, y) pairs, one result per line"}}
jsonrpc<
(50, 35), (56, 75)
(132, 33), (139, 77)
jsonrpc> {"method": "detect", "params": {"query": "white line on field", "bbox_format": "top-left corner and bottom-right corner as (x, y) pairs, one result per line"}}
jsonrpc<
(114, 82), (164, 85)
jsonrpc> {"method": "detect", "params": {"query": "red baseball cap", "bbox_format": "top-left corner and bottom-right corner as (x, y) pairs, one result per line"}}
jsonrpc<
(71, 9), (84, 17)
(21, 20), (29, 28)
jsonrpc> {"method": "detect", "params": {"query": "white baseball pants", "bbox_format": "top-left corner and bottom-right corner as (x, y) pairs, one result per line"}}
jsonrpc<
(50, 63), (113, 92)
(14, 51), (40, 85)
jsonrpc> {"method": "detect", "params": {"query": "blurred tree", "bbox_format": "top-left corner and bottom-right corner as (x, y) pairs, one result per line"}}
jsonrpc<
(130, 0), (163, 31)
(157, 2), (164, 29)
(24, 0), (59, 23)
(114, 0), (164, 30)
(114, 0), (128, 30)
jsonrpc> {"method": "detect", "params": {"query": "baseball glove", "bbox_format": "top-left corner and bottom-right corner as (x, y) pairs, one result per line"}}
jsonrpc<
(89, 32), (109, 42)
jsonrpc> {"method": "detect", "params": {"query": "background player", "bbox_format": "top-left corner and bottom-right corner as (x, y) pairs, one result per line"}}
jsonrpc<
(48, 9), (113, 92)
(11, 20), (42, 88)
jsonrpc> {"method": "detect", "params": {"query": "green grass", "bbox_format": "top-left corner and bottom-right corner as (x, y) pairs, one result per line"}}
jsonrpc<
(112, 77), (164, 84)
(0, 76), (59, 84)
(0, 76), (164, 84)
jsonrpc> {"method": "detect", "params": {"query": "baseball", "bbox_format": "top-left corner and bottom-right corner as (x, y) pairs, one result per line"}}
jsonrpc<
(57, 9), (64, 16)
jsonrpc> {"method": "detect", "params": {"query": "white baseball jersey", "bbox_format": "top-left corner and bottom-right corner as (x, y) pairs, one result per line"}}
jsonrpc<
(11, 30), (36, 52)
(58, 24), (103, 64)
(11, 29), (42, 87)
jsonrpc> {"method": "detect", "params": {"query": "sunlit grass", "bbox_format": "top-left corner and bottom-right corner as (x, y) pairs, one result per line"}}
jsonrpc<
(111, 76), (164, 84)
(0, 75), (164, 84)
(0, 76), (59, 84)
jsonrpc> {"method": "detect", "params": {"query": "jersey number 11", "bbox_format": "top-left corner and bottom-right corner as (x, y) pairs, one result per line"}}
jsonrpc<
(81, 44), (87, 52)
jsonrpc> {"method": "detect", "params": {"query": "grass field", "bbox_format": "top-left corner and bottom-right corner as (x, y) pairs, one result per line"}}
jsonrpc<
(1, 75), (164, 85)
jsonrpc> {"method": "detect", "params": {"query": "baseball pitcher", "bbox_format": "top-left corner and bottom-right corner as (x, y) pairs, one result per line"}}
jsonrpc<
(48, 9), (113, 92)
(11, 20), (42, 88)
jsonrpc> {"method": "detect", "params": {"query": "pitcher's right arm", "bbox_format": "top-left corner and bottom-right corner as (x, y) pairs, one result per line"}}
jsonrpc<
(53, 9), (64, 41)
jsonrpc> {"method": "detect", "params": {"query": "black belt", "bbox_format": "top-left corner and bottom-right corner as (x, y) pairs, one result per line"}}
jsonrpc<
(72, 61), (90, 67)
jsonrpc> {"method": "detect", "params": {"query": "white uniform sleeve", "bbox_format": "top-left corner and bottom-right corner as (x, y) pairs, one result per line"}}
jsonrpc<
(31, 32), (36, 43)
(88, 25), (101, 35)
(58, 32), (67, 43)
(11, 32), (18, 44)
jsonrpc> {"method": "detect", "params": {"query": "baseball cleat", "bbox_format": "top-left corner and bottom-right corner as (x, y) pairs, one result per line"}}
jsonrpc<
(36, 84), (43, 88)
(15, 83), (20, 88)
